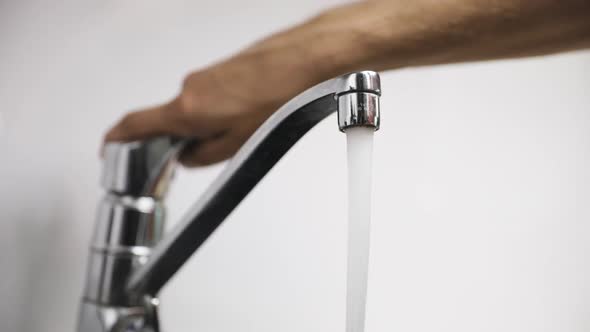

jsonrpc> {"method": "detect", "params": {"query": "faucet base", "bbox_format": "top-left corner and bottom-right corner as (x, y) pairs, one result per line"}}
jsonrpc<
(77, 297), (159, 332)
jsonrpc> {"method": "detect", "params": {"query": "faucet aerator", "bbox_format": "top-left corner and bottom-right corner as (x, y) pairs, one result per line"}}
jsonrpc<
(338, 92), (380, 132)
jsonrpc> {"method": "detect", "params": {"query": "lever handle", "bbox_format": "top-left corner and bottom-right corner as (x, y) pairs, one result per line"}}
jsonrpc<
(101, 136), (191, 198)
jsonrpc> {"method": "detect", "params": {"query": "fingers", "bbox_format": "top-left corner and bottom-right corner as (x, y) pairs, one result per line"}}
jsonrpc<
(180, 133), (243, 167)
(104, 100), (186, 142)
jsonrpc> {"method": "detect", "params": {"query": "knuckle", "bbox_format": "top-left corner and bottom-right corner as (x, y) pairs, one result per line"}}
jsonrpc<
(178, 90), (198, 116)
(118, 113), (135, 131)
(181, 73), (195, 90)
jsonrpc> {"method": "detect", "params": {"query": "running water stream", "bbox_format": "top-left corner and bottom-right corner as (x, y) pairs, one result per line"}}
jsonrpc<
(345, 127), (374, 332)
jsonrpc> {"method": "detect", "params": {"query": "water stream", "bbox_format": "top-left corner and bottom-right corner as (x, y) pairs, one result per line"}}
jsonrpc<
(345, 127), (374, 332)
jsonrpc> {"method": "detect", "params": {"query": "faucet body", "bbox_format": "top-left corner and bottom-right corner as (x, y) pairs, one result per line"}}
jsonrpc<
(77, 71), (381, 332)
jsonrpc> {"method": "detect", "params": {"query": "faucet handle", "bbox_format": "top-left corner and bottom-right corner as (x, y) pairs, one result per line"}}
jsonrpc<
(101, 136), (190, 198)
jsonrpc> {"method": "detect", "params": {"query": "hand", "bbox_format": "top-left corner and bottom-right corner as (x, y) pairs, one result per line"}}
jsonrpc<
(105, 0), (590, 167)
(103, 7), (360, 166)
(103, 23), (336, 167)
(104, 57), (309, 166)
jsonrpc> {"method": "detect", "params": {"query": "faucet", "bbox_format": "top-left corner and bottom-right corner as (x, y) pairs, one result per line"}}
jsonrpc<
(77, 71), (381, 332)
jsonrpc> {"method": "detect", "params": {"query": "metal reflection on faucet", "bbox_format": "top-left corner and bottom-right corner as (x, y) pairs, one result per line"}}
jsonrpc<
(78, 71), (381, 332)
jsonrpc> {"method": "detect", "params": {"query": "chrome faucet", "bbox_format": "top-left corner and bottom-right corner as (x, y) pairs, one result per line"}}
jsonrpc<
(77, 71), (381, 332)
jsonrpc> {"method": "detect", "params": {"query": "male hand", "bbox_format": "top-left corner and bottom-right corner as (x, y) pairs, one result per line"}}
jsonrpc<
(105, 66), (278, 166)
(105, 1), (590, 166)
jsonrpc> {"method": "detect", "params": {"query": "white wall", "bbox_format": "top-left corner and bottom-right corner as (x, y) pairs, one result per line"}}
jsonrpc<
(1, 1), (589, 331)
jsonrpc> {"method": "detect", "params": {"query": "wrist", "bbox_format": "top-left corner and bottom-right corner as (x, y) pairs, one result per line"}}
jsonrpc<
(207, 3), (397, 112)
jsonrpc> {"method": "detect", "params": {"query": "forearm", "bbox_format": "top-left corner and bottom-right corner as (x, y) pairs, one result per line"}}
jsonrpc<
(355, 0), (590, 69)
(220, 0), (590, 91)
(106, 0), (590, 165)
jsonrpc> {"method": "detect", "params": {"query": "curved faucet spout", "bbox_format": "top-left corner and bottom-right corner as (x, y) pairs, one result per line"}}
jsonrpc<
(123, 71), (381, 297)
(79, 71), (381, 332)
(80, 72), (382, 332)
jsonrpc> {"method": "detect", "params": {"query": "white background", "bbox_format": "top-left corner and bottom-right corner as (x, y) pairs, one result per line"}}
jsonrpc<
(1, 1), (590, 331)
